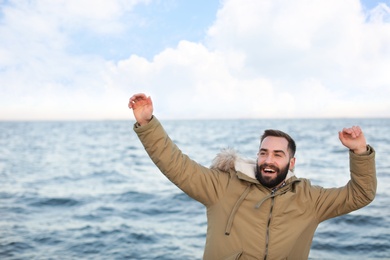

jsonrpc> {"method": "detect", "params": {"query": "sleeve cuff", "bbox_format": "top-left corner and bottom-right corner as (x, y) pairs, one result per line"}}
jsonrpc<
(134, 115), (154, 129)
(351, 145), (373, 156)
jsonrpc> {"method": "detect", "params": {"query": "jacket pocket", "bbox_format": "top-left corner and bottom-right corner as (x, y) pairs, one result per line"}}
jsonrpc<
(223, 251), (243, 260)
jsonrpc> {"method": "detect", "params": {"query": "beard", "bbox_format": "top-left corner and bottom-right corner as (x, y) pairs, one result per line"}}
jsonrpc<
(256, 162), (289, 188)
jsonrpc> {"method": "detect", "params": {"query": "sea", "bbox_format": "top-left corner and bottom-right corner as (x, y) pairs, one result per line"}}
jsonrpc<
(0, 118), (389, 259)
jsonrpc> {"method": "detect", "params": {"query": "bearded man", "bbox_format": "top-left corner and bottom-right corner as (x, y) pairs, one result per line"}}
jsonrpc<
(129, 93), (376, 260)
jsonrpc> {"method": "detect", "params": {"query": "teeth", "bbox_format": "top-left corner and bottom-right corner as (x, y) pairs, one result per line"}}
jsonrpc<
(264, 168), (275, 173)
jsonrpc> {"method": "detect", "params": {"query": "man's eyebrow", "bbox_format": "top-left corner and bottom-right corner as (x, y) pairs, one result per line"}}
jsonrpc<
(259, 148), (286, 155)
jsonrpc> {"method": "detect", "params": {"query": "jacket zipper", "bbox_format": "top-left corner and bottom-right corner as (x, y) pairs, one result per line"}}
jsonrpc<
(264, 190), (275, 260)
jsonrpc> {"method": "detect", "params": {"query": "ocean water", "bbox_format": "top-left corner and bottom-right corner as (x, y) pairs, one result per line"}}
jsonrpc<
(0, 118), (389, 259)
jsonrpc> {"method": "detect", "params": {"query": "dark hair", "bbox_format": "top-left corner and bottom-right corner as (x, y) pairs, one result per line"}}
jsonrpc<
(260, 129), (296, 157)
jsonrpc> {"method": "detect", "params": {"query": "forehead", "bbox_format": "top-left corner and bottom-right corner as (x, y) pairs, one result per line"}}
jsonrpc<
(260, 136), (289, 152)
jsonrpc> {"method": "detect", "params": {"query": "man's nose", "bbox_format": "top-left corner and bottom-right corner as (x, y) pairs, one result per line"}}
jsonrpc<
(264, 154), (273, 163)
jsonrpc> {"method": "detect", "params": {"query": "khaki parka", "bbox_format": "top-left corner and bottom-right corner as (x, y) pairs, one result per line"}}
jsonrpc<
(134, 116), (377, 260)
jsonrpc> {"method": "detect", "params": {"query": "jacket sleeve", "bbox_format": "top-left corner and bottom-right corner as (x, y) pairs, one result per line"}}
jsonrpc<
(133, 116), (229, 206)
(314, 145), (377, 222)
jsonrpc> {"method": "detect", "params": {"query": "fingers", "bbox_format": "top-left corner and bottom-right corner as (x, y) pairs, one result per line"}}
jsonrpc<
(341, 126), (362, 139)
(128, 93), (149, 109)
(352, 126), (362, 138)
(339, 126), (367, 154)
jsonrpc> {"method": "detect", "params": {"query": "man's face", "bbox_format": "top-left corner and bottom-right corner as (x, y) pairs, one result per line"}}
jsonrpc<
(256, 136), (295, 188)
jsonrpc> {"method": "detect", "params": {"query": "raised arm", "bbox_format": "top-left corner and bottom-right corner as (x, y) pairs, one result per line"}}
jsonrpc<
(129, 93), (229, 206)
(128, 93), (153, 126)
(315, 125), (376, 222)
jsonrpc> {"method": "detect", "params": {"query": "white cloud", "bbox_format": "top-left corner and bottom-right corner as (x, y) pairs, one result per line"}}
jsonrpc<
(107, 0), (390, 119)
(206, 0), (390, 89)
(1, 0), (389, 120)
(0, 0), (149, 120)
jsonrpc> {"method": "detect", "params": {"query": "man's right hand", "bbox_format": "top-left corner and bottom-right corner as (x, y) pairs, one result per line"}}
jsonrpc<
(128, 93), (153, 126)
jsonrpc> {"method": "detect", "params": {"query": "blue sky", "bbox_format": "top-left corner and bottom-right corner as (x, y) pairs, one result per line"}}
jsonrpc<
(67, 1), (221, 61)
(0, 0), (389, 120)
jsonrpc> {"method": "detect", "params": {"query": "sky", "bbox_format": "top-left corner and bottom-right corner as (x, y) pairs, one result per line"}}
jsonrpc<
(0, 0), (389, 121)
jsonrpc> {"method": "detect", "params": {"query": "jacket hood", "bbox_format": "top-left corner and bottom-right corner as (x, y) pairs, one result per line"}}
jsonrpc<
(210, 148), (295, 181)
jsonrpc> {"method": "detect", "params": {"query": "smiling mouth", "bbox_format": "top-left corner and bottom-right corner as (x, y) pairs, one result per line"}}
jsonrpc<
(262, 167), (277, 175)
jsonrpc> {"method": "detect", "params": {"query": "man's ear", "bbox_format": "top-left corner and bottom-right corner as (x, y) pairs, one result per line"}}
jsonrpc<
(289, 157), (296, 171)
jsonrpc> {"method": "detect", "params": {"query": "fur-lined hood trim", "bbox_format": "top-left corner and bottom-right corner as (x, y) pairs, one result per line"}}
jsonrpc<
(210, 148), (295, 180)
